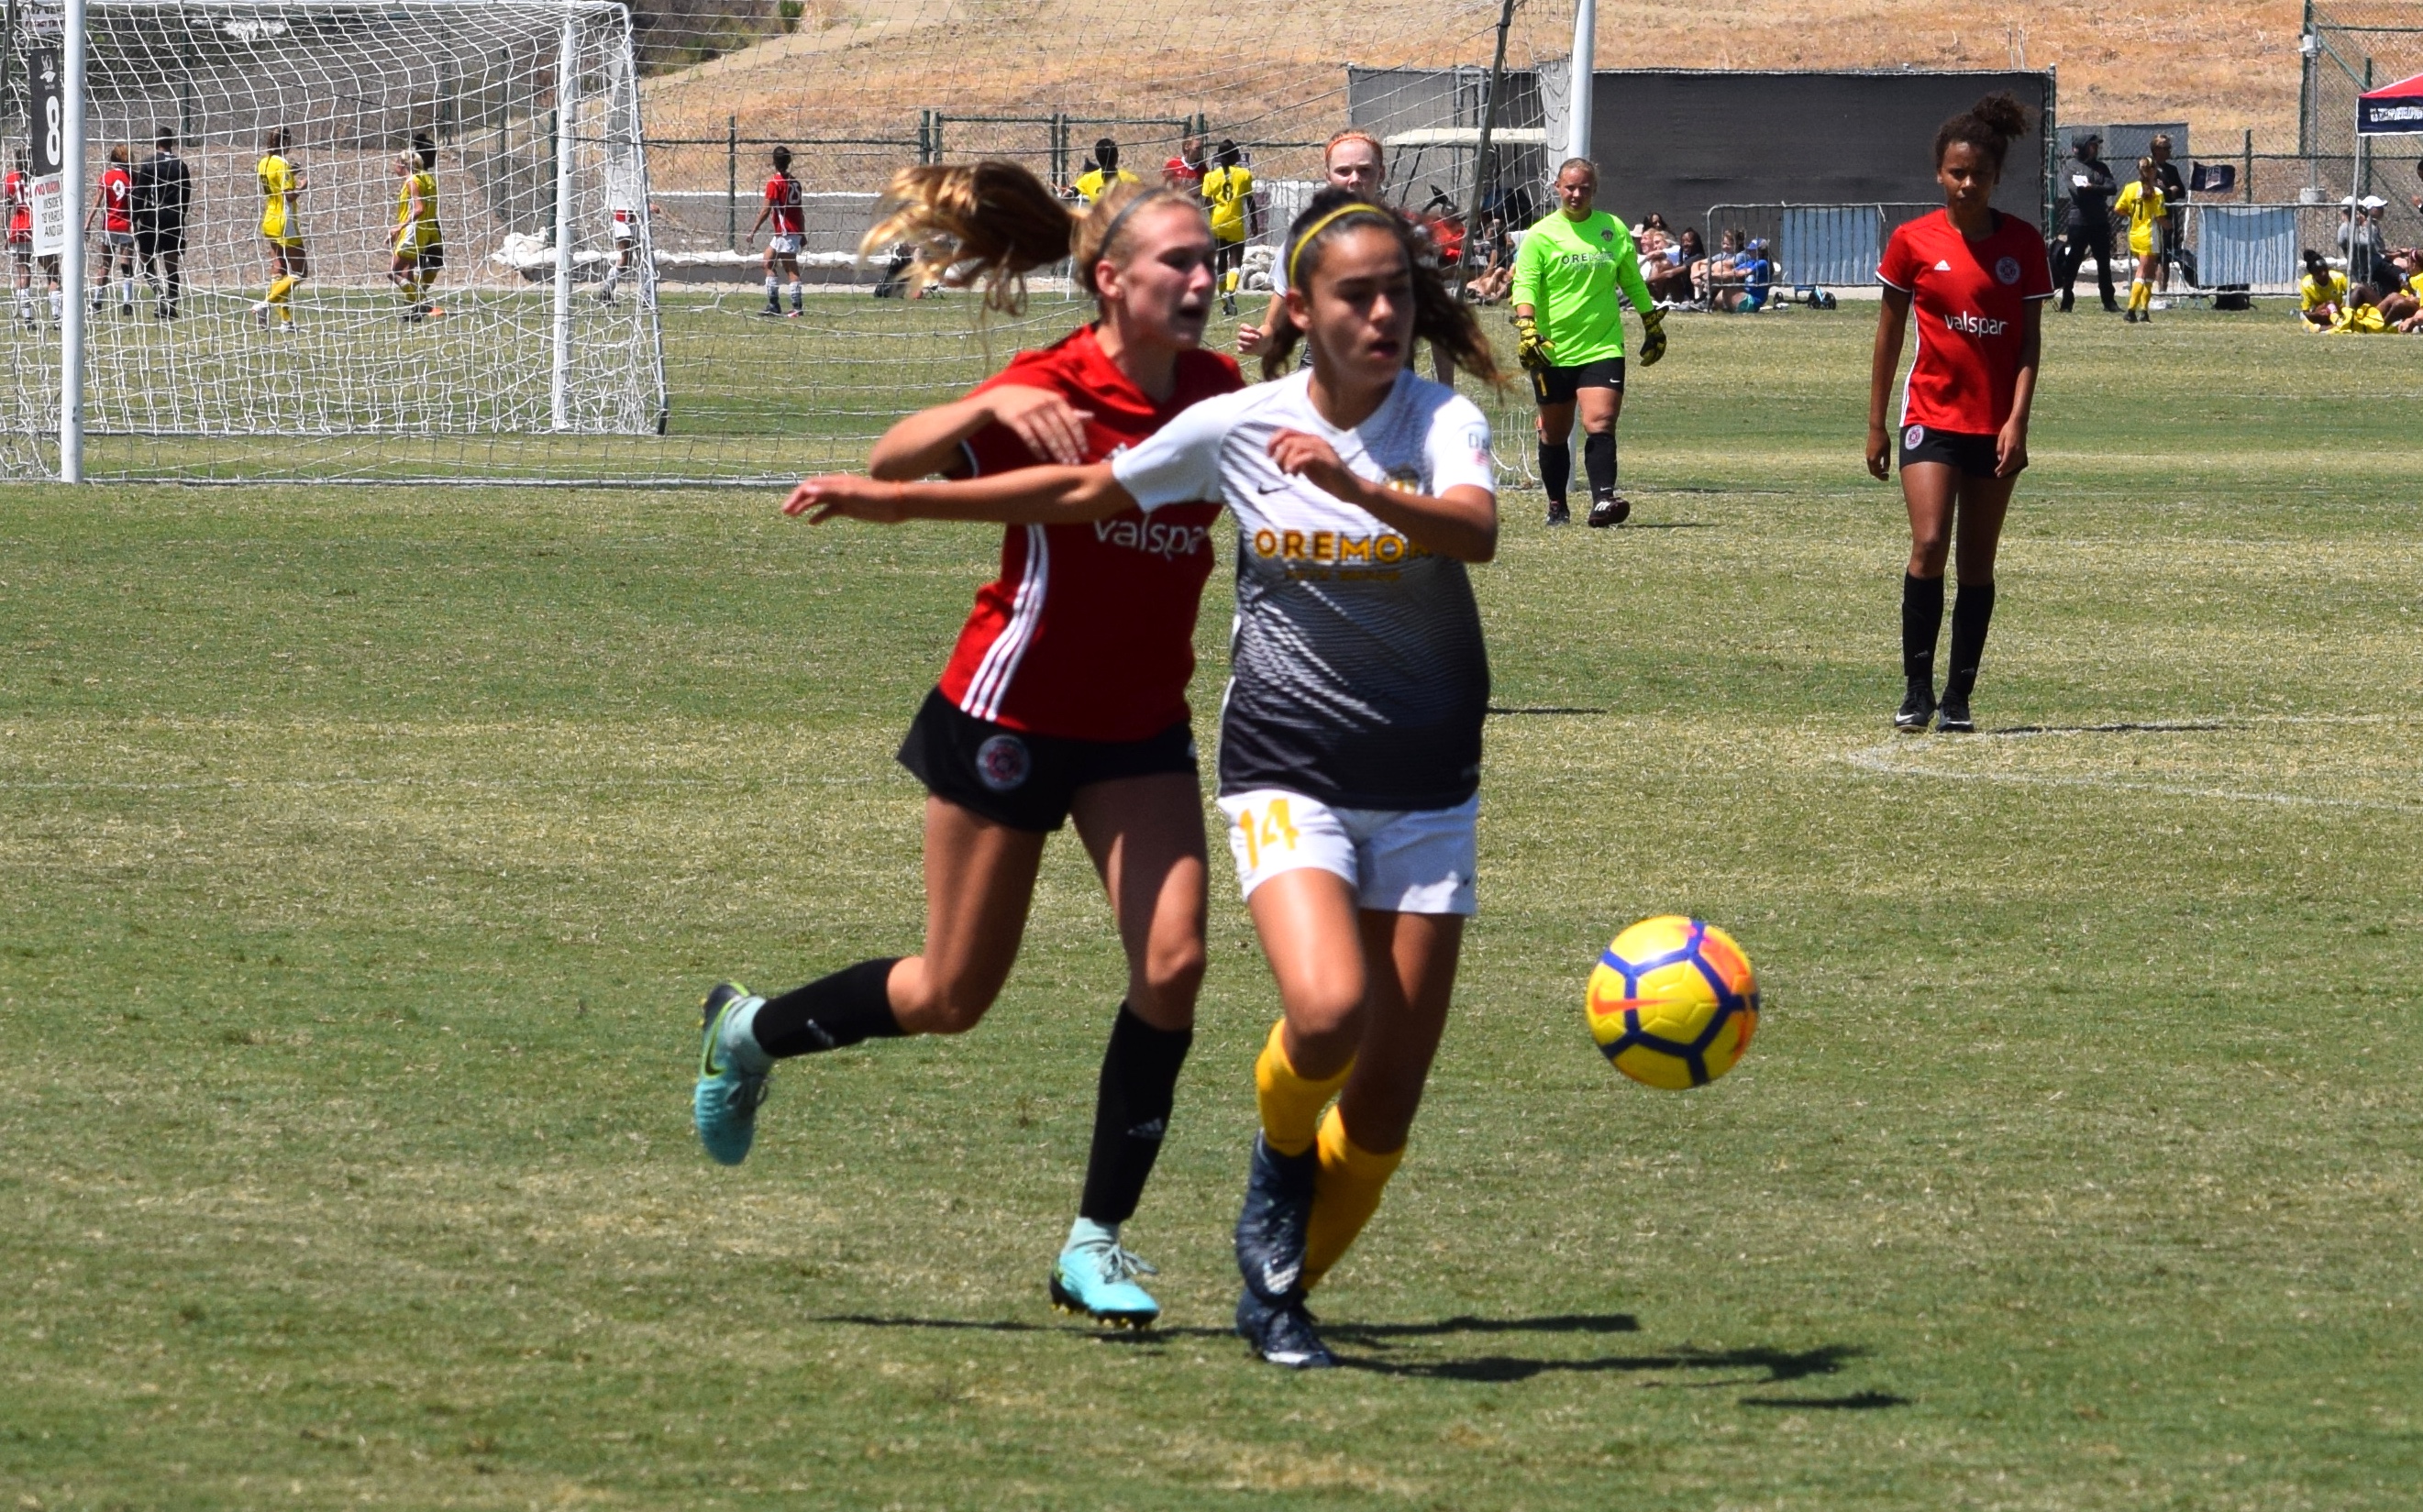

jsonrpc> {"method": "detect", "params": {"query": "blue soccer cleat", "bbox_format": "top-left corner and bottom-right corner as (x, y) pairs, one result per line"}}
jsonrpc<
(1049, 1232), (1163, 1329)
(692, 982), (770, 1166)
(1234, 1134), (1319, 1304)
(1236, 1288), (1337, 1369)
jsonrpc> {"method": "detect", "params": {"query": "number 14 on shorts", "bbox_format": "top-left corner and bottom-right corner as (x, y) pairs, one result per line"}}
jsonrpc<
(1234, 797), (1301, 871)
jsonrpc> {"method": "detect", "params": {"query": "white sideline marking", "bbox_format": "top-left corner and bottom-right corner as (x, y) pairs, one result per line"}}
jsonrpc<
(1844, 715), (2423, 815)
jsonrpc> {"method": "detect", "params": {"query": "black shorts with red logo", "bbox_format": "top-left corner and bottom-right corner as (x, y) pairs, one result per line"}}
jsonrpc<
(1898, 423), (2009, 479)
(896, 687), (1198, 833)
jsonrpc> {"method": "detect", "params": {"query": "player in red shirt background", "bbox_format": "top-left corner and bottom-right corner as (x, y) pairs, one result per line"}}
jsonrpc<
(83, 143), (139, 315)
(689, 164), (1239, 1330)
(1868, 93), (2049, 734)
(6, 146), (39, 326)
(747, 145), (804, 317)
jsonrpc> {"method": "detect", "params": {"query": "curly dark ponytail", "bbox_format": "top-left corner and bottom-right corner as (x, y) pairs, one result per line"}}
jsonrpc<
(1934, 91), (2034, 173)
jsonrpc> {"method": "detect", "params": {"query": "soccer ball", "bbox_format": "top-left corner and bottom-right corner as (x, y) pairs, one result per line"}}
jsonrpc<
(1585, 916), (1760, 1090)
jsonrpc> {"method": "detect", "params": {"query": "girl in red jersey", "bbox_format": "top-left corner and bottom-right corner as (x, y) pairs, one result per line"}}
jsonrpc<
(689, 164), (1238, 1330)
(6, 147), (37, 326)
(1868, 94), (2050, 734)
(84, 144), (138, 315)
(749, 146), (804, 317)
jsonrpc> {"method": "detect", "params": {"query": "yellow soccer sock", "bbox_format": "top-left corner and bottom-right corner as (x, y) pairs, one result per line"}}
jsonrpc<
(1302, 1106), (1404, 1290)
(267, 274), (295, 307)
(2130, 279), (2150, 312)
(1254, 1019), (1350, 1158)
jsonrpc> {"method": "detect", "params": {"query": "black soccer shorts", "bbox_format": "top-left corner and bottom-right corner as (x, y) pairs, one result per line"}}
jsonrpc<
(896, 688), (1198, 833)
(1530, 356), (1626, 405)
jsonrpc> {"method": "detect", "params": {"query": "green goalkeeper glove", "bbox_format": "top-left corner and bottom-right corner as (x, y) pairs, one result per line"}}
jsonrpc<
(1513, 311), (1554, 373)
(1636, 306), (1668, 367)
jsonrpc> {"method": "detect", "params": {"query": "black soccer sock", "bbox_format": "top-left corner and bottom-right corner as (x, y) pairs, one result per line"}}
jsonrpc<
(1943, 581), (1997, 700)
(1582, 430), (1618, 499)
(1901, 572), (1946, 685)
(1539, 440), (1571, 503)
(1078, 1003), (1194, 1225)
(751, 957), (904, 1058)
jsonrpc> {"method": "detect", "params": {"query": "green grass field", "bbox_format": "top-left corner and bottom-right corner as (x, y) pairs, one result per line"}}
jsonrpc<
(4, 308), (2420, 1510)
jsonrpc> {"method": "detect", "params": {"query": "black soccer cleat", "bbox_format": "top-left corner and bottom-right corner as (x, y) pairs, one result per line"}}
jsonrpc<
(1936, 693), (1975, 733)
(1236, 1289), (1337, 1369)
(1895, 680), (1937, 733)
(1234, 1134), (1318, 1304)
(2123, 309), (2139, 325)
(1544, 500), (1571, 527)
(1586, 494), (1631, 528)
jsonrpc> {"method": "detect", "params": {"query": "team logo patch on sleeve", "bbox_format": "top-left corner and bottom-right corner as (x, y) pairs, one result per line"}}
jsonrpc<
(974, 734), (1032, 792)
(1995, 255), (2023, 285)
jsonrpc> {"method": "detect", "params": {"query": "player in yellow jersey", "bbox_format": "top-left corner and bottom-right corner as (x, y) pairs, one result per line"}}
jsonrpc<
(2297, 248), (2349, 329)
(1072, 138), (1140, 204)
(2111, 157), (2164, 324)
(1201, 138), (1253, 315)
(389, 136), (445, 322)
(252, 127), (308, 329)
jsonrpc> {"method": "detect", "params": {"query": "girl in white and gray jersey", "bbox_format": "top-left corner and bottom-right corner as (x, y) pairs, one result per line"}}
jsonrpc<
(792, 189), (1507, 1369)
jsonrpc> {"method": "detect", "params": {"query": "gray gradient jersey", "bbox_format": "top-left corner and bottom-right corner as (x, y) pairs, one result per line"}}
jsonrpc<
(1111, 369), (1496, 810)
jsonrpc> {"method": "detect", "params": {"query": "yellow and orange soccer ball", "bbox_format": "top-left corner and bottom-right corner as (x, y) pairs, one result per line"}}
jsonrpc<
(1584, 916), (1761, 1090)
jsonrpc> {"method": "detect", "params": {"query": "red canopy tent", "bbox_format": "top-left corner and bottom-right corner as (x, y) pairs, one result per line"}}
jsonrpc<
(2358, 71), (2423, 135)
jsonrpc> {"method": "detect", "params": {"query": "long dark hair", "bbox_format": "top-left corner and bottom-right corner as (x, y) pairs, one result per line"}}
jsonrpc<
(1263, 187), (1502, 385)
(1934, 92), (2032, 173)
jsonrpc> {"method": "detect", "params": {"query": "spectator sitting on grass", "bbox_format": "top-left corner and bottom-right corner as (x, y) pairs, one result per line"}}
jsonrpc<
(1699, 226), (1745, 303)
(2327, 281), (2388, 334)
(1715, 237), (1773, 312)
(1645, 226), (1700, 305)
(2297, 248), (2348, 329)
(1464, 214), (1512, 304)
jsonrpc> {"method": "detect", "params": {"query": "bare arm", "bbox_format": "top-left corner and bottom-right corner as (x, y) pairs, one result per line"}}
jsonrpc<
(1996, 298), (2042, 478)
(1266, 429), (1498, 563)
(1866, 284), (1912, 480)
(783, 460), (1135, 525)
(866, 385), (1092, 480)
(1238, 292), (1289, 357)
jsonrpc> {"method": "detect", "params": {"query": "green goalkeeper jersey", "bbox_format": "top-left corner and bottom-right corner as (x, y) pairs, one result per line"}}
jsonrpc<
(1510, 209), (1655, 365)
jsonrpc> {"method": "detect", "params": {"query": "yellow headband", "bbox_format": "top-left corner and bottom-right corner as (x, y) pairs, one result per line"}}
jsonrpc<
(1287, 203), (1391, 290)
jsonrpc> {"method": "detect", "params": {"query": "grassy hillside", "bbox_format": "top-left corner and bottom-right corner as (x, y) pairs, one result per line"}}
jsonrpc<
(640, 0), (2306, 160)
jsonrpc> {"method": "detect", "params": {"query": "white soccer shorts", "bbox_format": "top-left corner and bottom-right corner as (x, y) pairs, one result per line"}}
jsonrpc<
(769, 233), (802, 255)
(1217, 788), (1477, 915)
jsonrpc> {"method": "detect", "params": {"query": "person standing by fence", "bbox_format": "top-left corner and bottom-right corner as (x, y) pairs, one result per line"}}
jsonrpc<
(2054, 132), (2118, 314)
(1867, 93), (2050, 735)
(2113, 159), (2165, 324)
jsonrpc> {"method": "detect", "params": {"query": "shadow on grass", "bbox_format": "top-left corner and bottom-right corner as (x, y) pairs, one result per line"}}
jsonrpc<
(812, 1313), (1894, 1395)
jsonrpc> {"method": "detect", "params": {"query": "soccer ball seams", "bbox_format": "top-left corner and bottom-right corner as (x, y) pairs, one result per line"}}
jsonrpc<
(1587, 916), (1761, 1090)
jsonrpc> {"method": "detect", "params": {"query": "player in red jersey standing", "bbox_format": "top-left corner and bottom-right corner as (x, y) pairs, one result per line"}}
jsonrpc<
(689, 163), (1240, 1330)
(748, 145), (805, 318)
(5, 147), (40, 326)
(1868, 94), (2049, 734)
(84, 144), (138, 315)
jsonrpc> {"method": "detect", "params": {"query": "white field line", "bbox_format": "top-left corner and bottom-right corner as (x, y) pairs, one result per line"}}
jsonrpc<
(1844, 715), (2423, 815)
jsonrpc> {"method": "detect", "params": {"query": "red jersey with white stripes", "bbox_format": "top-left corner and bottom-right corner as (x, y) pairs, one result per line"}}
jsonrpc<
(6, 169), (32, 242)
(99, 164), (133, 234)
(936, 326), (1240, 741)
(763, 172), (802, 236)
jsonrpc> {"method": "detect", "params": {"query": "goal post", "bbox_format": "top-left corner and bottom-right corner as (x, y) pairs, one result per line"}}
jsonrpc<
(1, 0), (664, 483)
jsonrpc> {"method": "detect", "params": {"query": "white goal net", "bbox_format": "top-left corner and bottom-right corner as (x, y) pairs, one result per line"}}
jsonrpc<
(5, 0), (1572, 485)
(1, 0), (662, 481)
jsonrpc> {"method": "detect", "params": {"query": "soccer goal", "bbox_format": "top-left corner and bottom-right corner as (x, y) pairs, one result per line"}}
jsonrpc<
(0, 0), (663, 482)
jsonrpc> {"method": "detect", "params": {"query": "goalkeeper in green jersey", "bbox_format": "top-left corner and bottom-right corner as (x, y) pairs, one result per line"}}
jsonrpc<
(1510, 158), (1665, 527)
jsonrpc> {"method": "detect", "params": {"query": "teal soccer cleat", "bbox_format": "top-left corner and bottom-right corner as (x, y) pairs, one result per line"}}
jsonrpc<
(1050, 1231), (1163, 1329)
(692, 982), (770, 1166)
